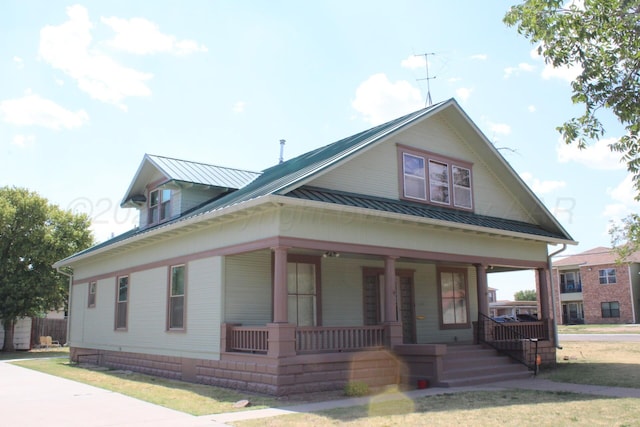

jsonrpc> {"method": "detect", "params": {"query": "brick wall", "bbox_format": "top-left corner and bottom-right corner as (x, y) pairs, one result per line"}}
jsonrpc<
(581, 264), (634, 324)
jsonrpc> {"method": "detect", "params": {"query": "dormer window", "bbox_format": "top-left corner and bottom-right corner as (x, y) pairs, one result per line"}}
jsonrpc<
(398, 145), (473, 211)
(148, 188), (172, 224)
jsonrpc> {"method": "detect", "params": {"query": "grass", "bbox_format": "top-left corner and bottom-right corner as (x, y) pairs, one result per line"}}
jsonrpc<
(6, 340), (640, 423)
(232, 390), (640, 427)
(0, 346), (69, 361)
(558, 323), (640, 334)
(543, 341), (640, 388)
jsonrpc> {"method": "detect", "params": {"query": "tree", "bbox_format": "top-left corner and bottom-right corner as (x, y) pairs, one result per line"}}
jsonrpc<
(514, 289), (537, 301)
(0, 187), (93, 351)
(504, 0), (640, 252)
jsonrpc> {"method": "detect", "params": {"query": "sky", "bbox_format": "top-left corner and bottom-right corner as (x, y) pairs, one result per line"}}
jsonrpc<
(1, 1), (636, 300)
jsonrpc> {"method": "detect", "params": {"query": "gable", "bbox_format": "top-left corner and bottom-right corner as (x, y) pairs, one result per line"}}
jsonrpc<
(307, 113), (535, 225)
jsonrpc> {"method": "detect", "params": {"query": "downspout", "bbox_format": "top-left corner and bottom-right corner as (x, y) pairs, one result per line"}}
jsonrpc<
(56, 267), (73, 347)
(627, 264), (636, 324)
(547, 244), (566, 349)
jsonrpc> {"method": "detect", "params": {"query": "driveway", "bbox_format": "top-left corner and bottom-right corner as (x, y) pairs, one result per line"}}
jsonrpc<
(559, 333), (640, 342)
(0, 360), (226, 427)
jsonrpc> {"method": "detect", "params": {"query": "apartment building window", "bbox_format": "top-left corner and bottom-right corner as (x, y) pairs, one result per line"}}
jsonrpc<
(601, 301), (620, 318)
(599, 268), (617, 284)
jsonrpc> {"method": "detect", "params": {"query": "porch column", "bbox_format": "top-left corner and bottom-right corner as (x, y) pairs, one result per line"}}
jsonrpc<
(475, 264), (489, 317)
(384, 256), (398, 322)
(384, 256), (402, 347)
(272, 246), (289, 323)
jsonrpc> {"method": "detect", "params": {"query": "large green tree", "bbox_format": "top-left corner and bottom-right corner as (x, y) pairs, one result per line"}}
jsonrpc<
(514, 289), (537, 301)
(504, 0), (640, 252)
(0, 187), (93, 351)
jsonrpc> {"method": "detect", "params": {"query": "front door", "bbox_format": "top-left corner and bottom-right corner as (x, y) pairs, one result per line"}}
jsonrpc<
(362, 269), (416, 344)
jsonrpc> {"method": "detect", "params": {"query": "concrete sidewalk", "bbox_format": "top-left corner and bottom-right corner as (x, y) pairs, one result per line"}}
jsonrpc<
(3, 359), (639, 427)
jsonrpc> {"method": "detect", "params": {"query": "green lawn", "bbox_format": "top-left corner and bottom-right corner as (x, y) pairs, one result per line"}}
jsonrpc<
(558, 323), (640, 334)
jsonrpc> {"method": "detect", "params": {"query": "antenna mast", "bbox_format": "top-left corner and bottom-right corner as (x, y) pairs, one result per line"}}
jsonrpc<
(416, 53), (436, 107)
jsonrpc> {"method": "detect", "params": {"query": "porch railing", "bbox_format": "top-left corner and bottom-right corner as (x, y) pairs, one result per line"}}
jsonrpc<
(477, 313), (542, 374)
(228, 326), (269, 353)
(226, 324), (386, 354)
(296, 325), (385, 353)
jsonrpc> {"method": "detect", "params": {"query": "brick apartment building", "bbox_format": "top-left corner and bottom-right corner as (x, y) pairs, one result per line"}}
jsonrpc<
(551, 247), (640, 325)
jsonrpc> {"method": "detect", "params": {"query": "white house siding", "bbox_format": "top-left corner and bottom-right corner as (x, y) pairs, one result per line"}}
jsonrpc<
(279, 206), (548, 265)
(72, 208), (280, 283)
(308, 116), (534, 225)
(70, 260), (222, 360)
(224, 250), (273, 325)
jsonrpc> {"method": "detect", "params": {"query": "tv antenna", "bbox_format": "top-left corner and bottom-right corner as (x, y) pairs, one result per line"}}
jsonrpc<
(416, 53), (436, 107)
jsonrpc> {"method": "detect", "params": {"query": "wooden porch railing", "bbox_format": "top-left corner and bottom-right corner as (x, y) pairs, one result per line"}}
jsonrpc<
(296, 325), (386, 353)
(228, 326), (269, 353)
(225, 324), (386, 354)
(490, 320), (549, 341)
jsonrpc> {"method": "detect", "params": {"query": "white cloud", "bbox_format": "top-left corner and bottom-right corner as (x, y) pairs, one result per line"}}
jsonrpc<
(13, 56), (24, 69)
(556, 136), (625, 170)
(12, 134), (36, 147)
(603, 174), (640, 224)
(101, 16), (208, 55)
(39, 4), (153, 109)
(447, 77), (462, 83)
(455, 87), (473, 102)
(488, 121), (511, 136)
(232, 101), (246, 113)
(0, 93), (89, 129)
(351, 73), (423, 125)
(528, 105), (536, 113)
(470, 54), (487, 61)
(400, 55), (426, 70)
(530, 46), (582, 82)
(520, 172), (566, 194)
(504, 62), (534, 79)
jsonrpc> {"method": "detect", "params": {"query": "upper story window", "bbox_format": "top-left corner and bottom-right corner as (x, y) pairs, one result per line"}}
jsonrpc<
(560, 271), (581, 293)
(399, 145), (473, 210)
(148, 188), (172, 225)
(599, 268), (617, 284)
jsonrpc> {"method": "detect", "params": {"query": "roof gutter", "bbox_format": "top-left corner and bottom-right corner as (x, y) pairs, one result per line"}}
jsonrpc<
(547, 244), (567, 349)
(56, 266), (74, 346)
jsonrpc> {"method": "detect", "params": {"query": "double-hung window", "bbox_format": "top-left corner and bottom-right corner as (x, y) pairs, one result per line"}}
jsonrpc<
(88, 281), (96, 308)
(599, 268), (617, 284)
(287, 256), (320, 326)
(115, 276), (129, 330)
(168, 265), (185, 330)
(601, 301), (620, 318)
(438, 267), (469, 328)
(399, 146), (473, 210)
(148, 189), (172, 225)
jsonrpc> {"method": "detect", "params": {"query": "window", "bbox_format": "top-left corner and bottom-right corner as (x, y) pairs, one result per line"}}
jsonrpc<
(560, 271), (581, 292)
(287, 257), (320, 326)
(599, 268), (617, 284)
(438, 268), (469, 328)
(115, 276), (128, 329)
(148, 189), (172, 225)
(399, 146), (473, 210)
(168, 265), (185, 330)
(601, 301), (620, 318)
(88, 281), (96, 308)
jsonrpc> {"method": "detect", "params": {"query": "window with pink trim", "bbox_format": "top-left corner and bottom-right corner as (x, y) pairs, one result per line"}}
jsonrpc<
(148, 189), (172, 225)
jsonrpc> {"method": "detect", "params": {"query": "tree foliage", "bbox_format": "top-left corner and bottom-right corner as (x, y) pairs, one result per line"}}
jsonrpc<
(0, 187), (93, 351)
(514, 289), (537, 301)
(504, 0), (640, 251)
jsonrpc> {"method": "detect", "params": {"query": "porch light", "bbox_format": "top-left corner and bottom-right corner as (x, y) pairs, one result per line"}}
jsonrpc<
(323, 251), (340, 258)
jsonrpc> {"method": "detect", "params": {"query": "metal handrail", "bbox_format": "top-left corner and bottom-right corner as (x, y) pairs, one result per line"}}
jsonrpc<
(477, 313), (539, 375)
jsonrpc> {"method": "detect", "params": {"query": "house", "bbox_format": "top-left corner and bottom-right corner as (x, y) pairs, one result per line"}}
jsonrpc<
(552, 246), (640, 325)
(54, 99), (575, 395)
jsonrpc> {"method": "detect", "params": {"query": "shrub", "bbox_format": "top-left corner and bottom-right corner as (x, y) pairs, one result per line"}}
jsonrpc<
(343, 381), (369, 397)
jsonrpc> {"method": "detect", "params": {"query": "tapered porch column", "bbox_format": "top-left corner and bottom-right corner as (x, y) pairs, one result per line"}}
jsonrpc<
(384, 256), (402, 347)
(476, 264), (489, 317)
(272, 246), (289, 323)
(268, 246), (296, 358)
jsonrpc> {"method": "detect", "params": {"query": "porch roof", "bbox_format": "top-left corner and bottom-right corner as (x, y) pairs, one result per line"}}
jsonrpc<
(285, 186), (569, 241)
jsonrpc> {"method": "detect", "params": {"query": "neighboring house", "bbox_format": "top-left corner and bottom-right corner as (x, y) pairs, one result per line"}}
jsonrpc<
(552, 246), (640, 324)
(54, 99), (575, 395)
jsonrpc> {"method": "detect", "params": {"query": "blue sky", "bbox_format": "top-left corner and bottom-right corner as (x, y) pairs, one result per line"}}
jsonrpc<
(1, 1), (635, 300)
